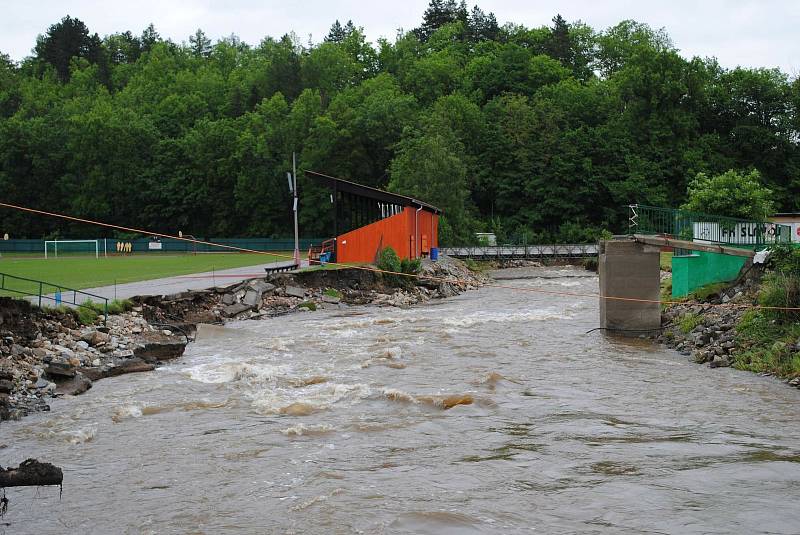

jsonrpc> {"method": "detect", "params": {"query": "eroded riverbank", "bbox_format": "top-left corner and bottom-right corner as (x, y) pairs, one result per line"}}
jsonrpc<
(1, 265), (799, 534)
(0, 256), (484, 420)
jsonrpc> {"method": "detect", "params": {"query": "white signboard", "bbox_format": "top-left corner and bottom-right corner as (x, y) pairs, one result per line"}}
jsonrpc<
(693, 222), (782, 245)
(148, 242), (163, 250)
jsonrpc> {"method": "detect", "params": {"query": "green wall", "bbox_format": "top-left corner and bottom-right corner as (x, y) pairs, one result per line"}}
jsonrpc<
(672, 251), (747, 298)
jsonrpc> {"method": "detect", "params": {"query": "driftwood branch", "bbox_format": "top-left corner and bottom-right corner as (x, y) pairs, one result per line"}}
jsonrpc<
(0, 459), (63, 488)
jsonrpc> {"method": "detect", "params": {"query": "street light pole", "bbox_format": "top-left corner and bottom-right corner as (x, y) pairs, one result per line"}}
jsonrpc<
(291, 152), (300, 266)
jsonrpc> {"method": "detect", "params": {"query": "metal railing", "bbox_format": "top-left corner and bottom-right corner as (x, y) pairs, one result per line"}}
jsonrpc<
(441, 244), (598, 259)
(0, 272), (108, 323)
(629, 204), (792, 249)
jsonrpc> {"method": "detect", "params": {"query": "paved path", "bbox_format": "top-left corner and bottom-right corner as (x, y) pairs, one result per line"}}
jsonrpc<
(43, 260), (308, 304)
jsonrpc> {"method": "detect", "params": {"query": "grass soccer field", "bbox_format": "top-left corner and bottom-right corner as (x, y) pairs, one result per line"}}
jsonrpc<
(0, 252), (293, 294)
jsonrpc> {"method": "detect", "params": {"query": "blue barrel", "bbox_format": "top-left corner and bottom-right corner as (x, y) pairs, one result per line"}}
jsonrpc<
(430, 247), (439, 261)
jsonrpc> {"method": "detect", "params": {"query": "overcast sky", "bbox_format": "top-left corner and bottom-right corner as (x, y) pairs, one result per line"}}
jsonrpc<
(2, 0), (798, 74)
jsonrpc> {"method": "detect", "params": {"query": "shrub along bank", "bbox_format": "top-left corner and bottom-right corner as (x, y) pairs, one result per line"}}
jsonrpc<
(657, 245), (800, 388)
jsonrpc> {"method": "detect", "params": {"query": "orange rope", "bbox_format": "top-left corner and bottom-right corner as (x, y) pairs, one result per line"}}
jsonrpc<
(2, 200), (799, 311)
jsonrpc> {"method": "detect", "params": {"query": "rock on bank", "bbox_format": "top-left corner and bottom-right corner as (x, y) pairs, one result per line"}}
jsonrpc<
(0, 298), (187, 420)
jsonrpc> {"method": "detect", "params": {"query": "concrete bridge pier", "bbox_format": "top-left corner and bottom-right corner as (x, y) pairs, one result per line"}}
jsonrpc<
(599, 239), (662, 333)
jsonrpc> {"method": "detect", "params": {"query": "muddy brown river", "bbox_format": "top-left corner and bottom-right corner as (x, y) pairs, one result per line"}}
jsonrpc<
(2, 266), (800, 534)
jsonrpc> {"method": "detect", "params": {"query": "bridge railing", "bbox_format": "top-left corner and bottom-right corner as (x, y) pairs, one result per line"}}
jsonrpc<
(629, 204), (792, 249)
(440, 244), (598, 259)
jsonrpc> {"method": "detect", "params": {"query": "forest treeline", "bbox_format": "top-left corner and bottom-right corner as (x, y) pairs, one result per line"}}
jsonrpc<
(0, 1), (798, 244)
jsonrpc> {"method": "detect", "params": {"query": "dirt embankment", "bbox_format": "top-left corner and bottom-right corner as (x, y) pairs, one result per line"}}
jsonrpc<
(138, 256), (486, 325)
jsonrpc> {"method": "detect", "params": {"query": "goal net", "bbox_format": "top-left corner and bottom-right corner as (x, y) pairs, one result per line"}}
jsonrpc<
(44, 239), (101, 259)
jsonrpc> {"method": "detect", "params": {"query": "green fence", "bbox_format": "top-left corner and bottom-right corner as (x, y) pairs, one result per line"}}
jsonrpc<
(671, 251), (748, 298)
(630, 204), (791, 249)
(0, 237), (327, 255)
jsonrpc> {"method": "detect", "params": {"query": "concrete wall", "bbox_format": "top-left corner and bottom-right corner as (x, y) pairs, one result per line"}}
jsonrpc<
(599, 240), (661, 332)
(671, 251), (747, 298)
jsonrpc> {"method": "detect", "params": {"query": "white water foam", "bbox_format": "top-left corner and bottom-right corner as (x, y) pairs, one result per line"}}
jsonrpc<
(63, 424), (98, 444)
(185, 361), (290, 384)
(251, 382), (372, 415)
(280, 423), (335, 436)
(111, 405), (143, 422)
(441, 309), (572, 328)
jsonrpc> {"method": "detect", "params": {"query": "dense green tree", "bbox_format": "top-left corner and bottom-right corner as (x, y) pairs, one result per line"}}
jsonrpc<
(140, 24), (161, 52)
(415, 0), (468, 41)
(595, 20), (673, 78)
(301, 42), (361, 101)
(544, 15), (572, 66)
(105, 31), (142, 65)
(0, 53), (21, 117)
(682, 169), (775, 221)
(389, 130), (473, 244)
(325, 20), (355, 43)
(465, 44), (569, 102)
(34, 15), (102, 82)
(189, 29), (212, 58)
(467, 6), (499, 41)
(0, 7), (798, 246)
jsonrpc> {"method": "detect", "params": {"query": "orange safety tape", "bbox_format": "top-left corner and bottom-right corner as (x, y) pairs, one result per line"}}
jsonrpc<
(2, 200), (800, 311)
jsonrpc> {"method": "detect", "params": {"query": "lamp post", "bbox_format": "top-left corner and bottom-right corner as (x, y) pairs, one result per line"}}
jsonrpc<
(288, 153), (300, 265)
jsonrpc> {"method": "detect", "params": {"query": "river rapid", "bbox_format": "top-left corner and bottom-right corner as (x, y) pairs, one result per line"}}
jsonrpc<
(2, 266), (800, 534)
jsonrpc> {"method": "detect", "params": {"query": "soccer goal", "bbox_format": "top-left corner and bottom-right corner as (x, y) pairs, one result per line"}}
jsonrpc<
(44, 239), (102, 259)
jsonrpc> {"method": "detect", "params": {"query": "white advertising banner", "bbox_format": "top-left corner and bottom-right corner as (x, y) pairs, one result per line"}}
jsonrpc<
(693, 222), (782, 245)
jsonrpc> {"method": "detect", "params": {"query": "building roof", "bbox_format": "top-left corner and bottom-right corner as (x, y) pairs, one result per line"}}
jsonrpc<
(772, 213), (800, 218)
(305, 170), (442, 214)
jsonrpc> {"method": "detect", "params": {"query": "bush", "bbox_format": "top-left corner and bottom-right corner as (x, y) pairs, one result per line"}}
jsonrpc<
(107, 299), (133, 315)
(323, 288), (342, 299)
(77, 300), (100, 325)
(43, 304), (75, 316)
(73, 298), (132, 325)
(734, 309), (800, 376)
(376, 246), (401, 274)
(400, 257), (422, 275)
(759, 273), (800, 323)
(377, 246), (404, 286)
(767, 244), (800, 275)
(376, 246), (424, 286)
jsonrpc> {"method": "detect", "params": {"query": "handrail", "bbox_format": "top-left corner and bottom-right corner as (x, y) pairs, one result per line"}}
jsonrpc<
(441, 244), (598, 259)
(0, 272), (108, 324)
(629, 204), (792, 248)
(632, 204), (787, 227)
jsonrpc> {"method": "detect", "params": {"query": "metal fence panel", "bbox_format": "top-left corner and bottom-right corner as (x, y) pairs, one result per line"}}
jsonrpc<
(629, 204), (791, 248)
(0, 237), (328, 254)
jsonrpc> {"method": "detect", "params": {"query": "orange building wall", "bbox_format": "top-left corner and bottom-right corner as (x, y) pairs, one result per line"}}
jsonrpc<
(336, 207), (439, 263)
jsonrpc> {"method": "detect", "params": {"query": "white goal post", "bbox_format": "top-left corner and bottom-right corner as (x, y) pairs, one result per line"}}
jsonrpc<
(44, 239), (102, 259)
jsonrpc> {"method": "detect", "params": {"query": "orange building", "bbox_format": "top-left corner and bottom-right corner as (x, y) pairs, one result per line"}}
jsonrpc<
(306, 171), (441, 263)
